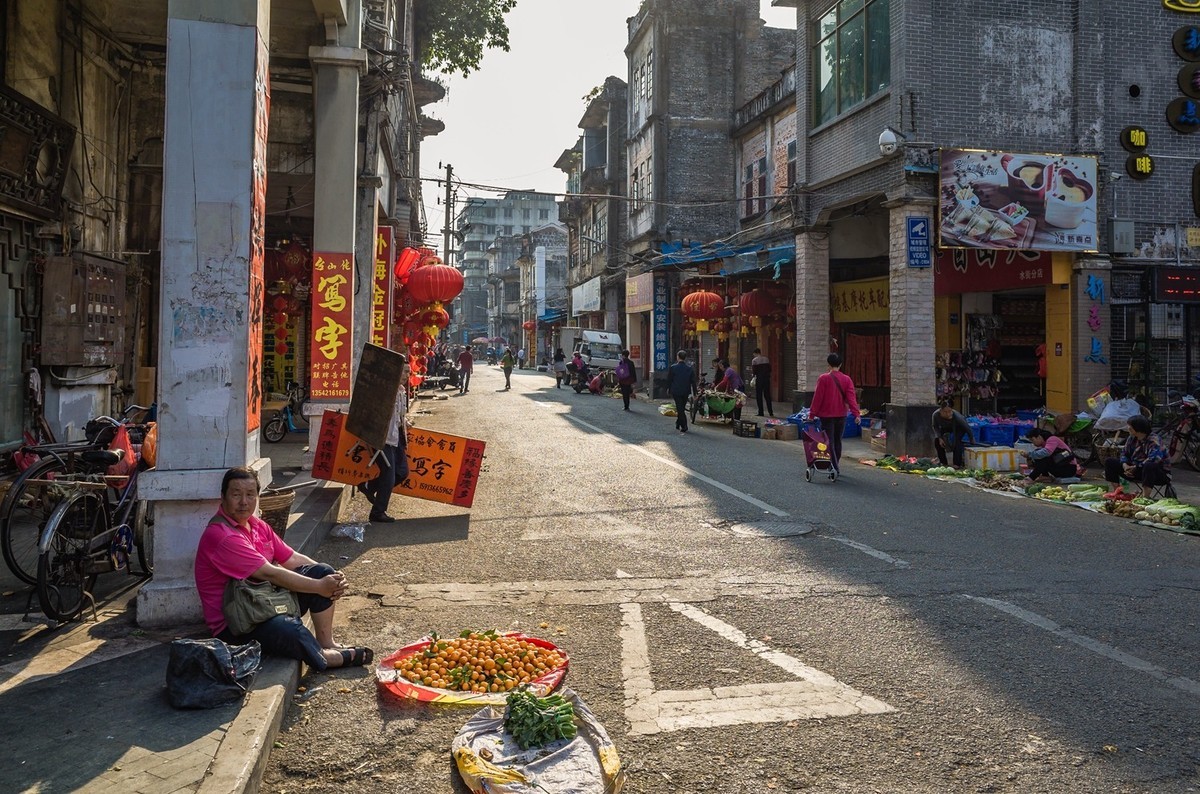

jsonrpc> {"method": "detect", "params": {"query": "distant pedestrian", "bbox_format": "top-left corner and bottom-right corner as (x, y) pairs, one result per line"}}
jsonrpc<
(552, 348), (567, 388)
(500, 347), (515, 390)
(751, 348), (773, 417)
(809, 353), (860, 473)
(667, 350), (697, 433)
(615, 349), (637, 410)
(456, 346), (474, 394)
(517, 347), (527, 370)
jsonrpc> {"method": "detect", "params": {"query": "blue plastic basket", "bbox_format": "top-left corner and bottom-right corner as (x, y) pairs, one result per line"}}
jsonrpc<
(842, 413), (861, 437)
(1015, 410), (1042, 421)
(980, 424), (1017, 446)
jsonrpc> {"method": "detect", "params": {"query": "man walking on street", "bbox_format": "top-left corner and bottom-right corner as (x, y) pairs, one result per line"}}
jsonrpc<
(751, 348), (773, 417)
(615, 349), (637, 411)
(667, 350), (697, 433)
(500, 346), (515, 390)
(456, 346), (474, 394)
(517, 347), (526, 370)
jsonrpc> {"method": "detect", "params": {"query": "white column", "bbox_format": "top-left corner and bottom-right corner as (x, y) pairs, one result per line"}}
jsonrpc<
(139, 0), (272, 627)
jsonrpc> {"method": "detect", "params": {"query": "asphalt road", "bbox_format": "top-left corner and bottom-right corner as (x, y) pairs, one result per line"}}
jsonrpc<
(263, 364), (1200, 793)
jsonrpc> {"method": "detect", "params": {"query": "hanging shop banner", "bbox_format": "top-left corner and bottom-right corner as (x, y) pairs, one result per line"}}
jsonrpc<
(832, 277), (889, 323)
(372, 227), (394, 348)
(312, 411), (485, 508)
(247, 35), (270, 433)
(934, 249), (1053, 296)
(652, 274), (670, 371)
(939, 149), (1098, 253)
(626, 272), (654, 313)
(309, 252), (353, 400)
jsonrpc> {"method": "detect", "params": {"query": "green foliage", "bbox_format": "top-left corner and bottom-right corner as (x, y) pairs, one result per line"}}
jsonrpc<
(415, 0), (518, 78)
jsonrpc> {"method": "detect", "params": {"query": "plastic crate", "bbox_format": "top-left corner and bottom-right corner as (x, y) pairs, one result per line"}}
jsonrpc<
(732, 419), (760, 438)
(980, 424), (1017, 446)
(842, 413), (861, 437)
(1015, 410), (1042, 421)
(1013, 422), (1035, 441)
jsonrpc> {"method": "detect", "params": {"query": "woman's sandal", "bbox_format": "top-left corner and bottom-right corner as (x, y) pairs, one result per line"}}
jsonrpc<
(338, 647), (374, 667)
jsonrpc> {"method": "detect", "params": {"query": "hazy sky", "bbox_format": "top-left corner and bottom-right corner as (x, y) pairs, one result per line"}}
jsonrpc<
(418, 0), (796, 255)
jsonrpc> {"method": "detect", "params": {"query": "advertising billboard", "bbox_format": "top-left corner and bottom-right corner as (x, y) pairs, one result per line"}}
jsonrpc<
(938, 149), (1098, 253)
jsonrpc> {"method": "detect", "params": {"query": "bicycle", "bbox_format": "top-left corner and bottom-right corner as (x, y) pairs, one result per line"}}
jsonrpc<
(1157, 394), (1200, 470)
(1, 406), (152, 585)
(34, 443), (152, 623)
(263, 382), (309, 443)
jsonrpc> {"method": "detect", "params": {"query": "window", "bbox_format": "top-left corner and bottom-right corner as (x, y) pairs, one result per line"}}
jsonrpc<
(645, 51), (654, 103)
(743, 165), (755, 218)
(786, 140), (797, 187)
(757, 157), (767, 214)
(814, 0), (890, 125)
(522, 209), (531, 219)
(539, 209), (549, 219)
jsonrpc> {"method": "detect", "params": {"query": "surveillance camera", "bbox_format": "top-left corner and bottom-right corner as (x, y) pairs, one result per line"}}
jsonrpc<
(1108, 172), (1123, 182)
(878, 127), (900, 156)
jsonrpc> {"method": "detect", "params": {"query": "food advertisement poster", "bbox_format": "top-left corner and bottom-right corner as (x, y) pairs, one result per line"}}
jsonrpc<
(312, 411), (485, 508)
(939, 149), (1098, 253)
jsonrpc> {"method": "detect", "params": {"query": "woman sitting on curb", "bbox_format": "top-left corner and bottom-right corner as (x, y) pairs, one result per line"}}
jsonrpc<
(194, 467), (373, 670)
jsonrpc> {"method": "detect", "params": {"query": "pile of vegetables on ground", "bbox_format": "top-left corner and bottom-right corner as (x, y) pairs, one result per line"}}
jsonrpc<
(1102, 498), (1200, 530)
(503, 688), (578, 749)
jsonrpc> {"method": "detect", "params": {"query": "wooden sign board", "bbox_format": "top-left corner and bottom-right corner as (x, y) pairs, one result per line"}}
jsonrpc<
(345, 343), (405, 450)
(313, 411), (485, 508)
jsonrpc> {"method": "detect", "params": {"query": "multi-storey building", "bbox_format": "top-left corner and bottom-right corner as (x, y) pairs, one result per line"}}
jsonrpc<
(778, 0), (1200, 455)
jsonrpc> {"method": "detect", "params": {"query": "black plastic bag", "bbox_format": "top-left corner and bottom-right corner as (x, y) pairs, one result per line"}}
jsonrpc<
(166, 638), (261, 709)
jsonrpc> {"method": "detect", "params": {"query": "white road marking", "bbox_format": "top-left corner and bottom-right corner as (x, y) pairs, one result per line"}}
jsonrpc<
(825, 535), (911, 568)
(551, 412), (789, 517)
(964, 595), (1200, 697)
(620, 600), (892, 736)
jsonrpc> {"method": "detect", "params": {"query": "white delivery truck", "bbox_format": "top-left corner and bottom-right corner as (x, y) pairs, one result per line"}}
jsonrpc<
(558, 327), (623, 372)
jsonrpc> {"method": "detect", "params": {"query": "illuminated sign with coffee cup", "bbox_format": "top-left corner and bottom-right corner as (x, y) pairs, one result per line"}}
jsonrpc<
(938, 149), (1098, 253)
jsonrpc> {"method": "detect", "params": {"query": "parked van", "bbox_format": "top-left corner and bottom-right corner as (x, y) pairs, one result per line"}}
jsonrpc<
(558, 327), (623, 372)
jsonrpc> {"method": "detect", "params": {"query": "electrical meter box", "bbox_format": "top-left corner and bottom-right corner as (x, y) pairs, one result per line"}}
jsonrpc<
(40, 253), (126, 366)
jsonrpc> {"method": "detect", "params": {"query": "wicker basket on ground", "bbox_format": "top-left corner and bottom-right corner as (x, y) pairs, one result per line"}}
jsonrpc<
(259, 488), (296, 537)
(1093, 443), (1124, 465)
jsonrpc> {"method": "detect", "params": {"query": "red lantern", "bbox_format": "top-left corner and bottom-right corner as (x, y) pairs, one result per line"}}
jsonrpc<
(274, 326), (288, 340)
(681, 290), (725, 332)
(409, 341), (427, 358)
(406, 263), (464, 304)
(272, 312), (288, 327)
(739, 289), (777, 327)
(394, 247), (421, 284)
(274, 341), (288, 355)
(271, 295), (288, 312)
(419, 306), (449, 329)
(522, 320), (536, 330)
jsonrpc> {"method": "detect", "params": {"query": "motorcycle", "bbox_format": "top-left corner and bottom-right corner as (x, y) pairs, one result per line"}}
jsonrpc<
(565, 362), (592, 393)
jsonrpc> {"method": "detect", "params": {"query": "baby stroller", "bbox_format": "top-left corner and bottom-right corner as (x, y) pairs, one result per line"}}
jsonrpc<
(802, 419), (838, 482)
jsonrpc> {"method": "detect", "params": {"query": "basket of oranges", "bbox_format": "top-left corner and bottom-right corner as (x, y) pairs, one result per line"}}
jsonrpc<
(376, 629), (569, 705)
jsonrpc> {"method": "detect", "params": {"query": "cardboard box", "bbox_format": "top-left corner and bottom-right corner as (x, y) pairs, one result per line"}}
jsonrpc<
(965, 446), (1020, 472)
(774, 423), (799, 441)
(760, 426), (778, 440)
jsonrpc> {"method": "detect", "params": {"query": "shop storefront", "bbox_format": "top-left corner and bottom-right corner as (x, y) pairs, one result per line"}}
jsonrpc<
(1109, 266), (1200, 402)
(831, 274), (890, 410)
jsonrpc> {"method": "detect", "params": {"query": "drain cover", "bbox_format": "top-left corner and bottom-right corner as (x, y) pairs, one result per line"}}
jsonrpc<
(729, 520), (815, 538)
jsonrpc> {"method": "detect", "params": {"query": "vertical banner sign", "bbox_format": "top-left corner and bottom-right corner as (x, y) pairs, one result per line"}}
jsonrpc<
(906, 217), (932, 268)
(312, 411), (486, 508)
(373, 227), (394, 348)
(247, 36), (270, 432)
(652, 274), (670, 372)
(310, 252), (354, 400)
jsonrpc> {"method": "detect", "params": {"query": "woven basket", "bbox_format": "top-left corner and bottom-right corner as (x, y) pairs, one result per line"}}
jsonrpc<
(259, 489), (296, 537)
(1094, 444), (1123, 463)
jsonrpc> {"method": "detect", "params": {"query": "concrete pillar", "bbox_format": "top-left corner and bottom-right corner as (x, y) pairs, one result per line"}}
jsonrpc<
(138, 0), (272, 627)
(793, 230), (831, 405)
(885, 199), (938, 457)
(305, 6), (367, 456)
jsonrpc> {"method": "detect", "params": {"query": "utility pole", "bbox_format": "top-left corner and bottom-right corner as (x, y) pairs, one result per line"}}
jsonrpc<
(441, 162), (454, 264)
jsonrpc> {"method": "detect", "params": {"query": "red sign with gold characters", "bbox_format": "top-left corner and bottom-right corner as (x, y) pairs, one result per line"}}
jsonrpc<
(373, 227), (394, 348)
(312, 411), (485, 508)
(310, 252), (354, 400)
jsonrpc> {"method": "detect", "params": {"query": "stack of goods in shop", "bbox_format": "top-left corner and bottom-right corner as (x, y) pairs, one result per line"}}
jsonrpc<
(392, 249), (464, 387)
(935, 350), (1002, 400)
(377, 629), (625, 793)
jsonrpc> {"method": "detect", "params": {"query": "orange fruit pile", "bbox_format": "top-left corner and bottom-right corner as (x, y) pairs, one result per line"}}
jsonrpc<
(393, 631), (565, 693)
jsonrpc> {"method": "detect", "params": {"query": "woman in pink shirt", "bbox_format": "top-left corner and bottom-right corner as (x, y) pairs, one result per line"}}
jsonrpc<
(1023, 428), (1077, 482)
(809, 353), (860, 473)
(194, 467), (372, 670)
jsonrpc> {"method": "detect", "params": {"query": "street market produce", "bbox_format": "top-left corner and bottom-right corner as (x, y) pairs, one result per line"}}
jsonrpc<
(1101, 499), (1143, 519)
(392, 630), (566, 694)
(503, 688), (578, 749)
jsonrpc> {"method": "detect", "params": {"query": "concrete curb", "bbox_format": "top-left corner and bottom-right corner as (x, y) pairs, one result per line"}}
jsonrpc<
(200, 480), (347, 794)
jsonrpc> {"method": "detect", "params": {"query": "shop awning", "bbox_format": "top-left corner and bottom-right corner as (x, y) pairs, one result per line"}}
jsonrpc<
(538, 309), (565, 323)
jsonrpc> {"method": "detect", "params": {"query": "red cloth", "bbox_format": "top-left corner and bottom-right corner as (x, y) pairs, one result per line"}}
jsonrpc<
(194, 507), (295, 635)
(810, 370), (860, 420)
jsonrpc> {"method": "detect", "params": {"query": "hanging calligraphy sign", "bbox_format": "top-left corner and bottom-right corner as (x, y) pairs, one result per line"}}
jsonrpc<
(309, 251), (354, 400)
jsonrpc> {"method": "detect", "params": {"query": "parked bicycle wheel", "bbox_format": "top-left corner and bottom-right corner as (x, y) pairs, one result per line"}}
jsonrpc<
(133, 499), (154, 576)
(1, 456), (69, 585)
(1184, 437), (1200, 472)
(263, 415), (286, 443)
(37, 490), (105, 622)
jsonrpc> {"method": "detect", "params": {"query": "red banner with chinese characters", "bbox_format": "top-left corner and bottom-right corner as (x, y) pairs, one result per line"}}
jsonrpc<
(934, 249), (1052, 296)
(373, 227), (394, 348)
(247, 35), (270, 432)
(310, 252), (354, 400)
(311, 411), (485, 508)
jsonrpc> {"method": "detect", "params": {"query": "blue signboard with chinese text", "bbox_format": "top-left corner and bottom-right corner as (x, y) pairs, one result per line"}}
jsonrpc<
(907, 217), (932, 268)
